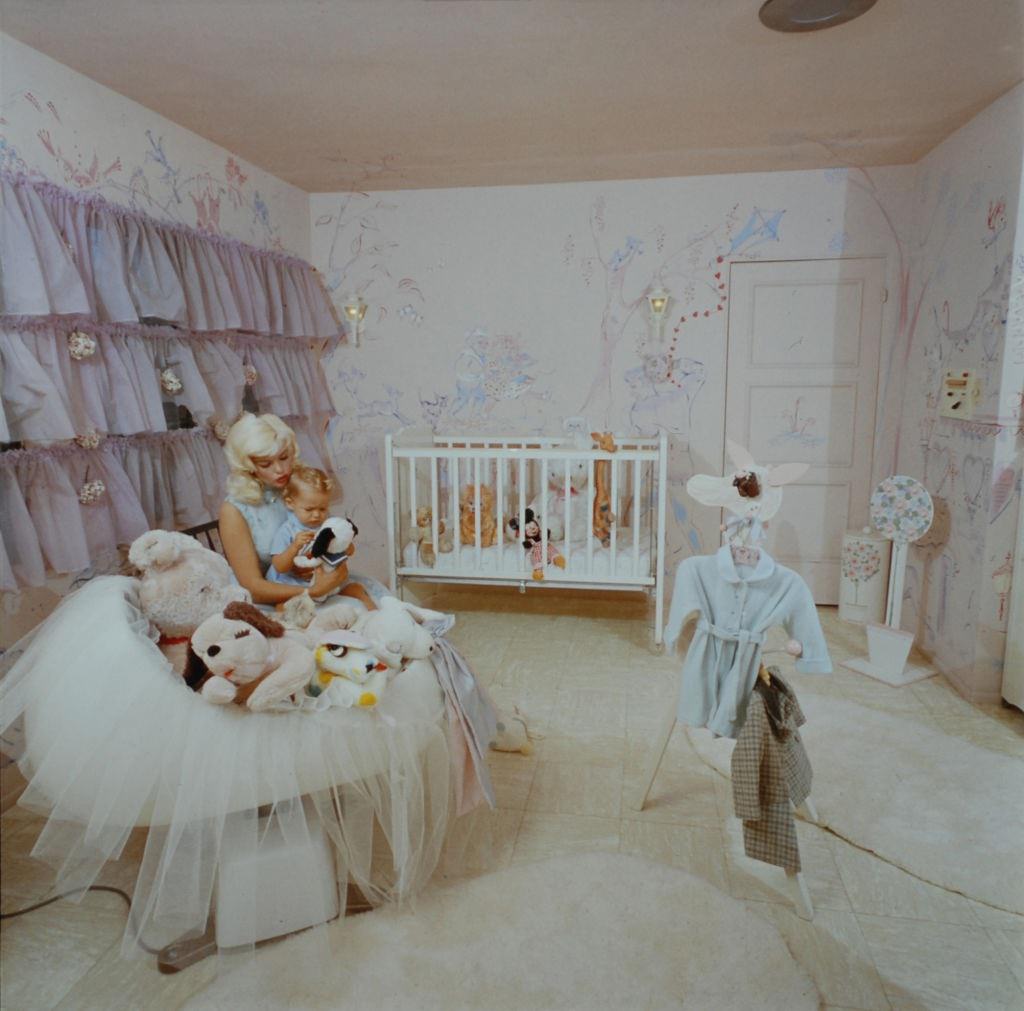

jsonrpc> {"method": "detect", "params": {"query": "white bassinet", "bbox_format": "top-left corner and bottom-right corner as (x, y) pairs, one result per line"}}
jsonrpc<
(0, 576), (452, 959)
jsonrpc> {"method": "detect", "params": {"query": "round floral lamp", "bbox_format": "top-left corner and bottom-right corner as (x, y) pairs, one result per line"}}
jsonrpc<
(844, 475), (934, 686)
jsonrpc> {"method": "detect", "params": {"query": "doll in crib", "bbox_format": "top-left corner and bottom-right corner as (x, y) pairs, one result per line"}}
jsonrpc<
(509, 508), (566, 580)
(268, 464), (376, 610)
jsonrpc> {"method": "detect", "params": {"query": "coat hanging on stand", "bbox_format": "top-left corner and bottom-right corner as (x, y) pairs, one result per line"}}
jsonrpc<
(731, 666), (812, 872)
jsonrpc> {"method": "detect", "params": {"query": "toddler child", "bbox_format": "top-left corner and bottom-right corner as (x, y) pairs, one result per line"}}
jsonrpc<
(267, 465), (375, 610)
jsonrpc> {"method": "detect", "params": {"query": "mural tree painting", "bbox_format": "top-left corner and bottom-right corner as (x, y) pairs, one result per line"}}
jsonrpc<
(570, 197), (787, 565)
(2, 88), (286, 249)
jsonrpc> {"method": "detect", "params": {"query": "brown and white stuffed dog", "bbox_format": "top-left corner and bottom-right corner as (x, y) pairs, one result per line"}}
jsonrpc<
(184, 602), (314, 711)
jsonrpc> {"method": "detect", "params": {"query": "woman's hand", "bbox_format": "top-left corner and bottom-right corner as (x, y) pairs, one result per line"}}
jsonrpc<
(310, 561), (349, 599)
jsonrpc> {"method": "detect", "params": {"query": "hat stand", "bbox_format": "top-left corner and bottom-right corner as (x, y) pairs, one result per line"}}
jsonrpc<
(844, 476), (934, 686)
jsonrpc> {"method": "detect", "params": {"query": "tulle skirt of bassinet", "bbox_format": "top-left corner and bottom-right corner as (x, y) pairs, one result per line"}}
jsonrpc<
(0, 576), (453, 956)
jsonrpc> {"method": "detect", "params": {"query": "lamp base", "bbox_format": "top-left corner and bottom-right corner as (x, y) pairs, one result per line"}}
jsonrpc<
(842, 623), (932, 687)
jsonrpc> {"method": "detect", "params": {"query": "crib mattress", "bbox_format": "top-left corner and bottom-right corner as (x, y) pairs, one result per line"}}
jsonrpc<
(401, 539), (653, 581)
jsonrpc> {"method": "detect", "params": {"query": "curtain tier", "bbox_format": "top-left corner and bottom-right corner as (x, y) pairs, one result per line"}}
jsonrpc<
(0, 174), (343, 340)
(0, 319), (336, 445)
(0, 417), (332, 591)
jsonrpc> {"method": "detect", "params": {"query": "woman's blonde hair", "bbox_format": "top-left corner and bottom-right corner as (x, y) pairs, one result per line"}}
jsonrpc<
(224, 413), (300, 505)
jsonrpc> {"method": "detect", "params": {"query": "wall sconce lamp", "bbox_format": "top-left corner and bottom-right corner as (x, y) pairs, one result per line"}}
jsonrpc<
(341, 294), (368, 345)
(647, 286), (671, 340)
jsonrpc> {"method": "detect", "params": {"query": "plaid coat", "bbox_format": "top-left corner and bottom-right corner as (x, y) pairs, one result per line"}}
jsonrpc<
(730, 668), (812, 872)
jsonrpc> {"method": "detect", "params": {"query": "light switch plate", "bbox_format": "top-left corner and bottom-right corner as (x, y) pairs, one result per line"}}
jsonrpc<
(940, 369), (981, 419)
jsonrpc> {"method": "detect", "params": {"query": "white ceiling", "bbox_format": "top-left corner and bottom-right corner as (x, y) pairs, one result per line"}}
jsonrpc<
(3, 0), (1022, 192)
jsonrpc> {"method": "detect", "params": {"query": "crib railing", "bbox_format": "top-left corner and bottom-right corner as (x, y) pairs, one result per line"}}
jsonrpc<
(385, 432), (668, 638)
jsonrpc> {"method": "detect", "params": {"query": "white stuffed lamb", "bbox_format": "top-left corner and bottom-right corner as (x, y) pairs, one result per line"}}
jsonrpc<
(528, 454), (590, 543)
(354, 596), (447, 669)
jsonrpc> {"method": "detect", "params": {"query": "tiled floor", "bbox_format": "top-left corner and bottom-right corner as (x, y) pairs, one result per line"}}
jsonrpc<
(2, 588), (1022, 1010)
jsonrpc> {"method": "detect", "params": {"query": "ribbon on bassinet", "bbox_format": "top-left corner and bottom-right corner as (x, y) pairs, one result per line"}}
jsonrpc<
(430, 637), (498, 816)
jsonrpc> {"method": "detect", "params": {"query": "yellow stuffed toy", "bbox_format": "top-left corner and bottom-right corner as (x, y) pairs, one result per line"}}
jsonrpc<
(310, 630), (391, 708)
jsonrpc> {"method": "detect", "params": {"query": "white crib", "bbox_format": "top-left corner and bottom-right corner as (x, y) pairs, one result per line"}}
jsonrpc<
(384, 431), (668, 643)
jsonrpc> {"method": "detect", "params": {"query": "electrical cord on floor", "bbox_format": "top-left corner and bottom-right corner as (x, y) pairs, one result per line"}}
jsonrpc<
(1, 885), (164, 955)
(1, 884), (132, 920)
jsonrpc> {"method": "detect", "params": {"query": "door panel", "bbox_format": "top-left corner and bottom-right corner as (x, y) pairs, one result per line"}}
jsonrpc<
(726, 258), (884, 603)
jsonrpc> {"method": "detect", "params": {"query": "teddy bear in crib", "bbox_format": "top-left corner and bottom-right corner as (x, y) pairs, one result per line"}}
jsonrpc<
(184, 601), (315, 711)
(128, 529), (250, 674)
(309, 630), (392, 708)
(528, 452), (589, 543)
(408, 505), (454, 567)
(459, 484), (498, 547)
(509, 508), (566, 580)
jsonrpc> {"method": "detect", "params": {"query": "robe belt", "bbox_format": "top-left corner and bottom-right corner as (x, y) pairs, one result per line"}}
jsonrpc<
(697, 618), (764, 722)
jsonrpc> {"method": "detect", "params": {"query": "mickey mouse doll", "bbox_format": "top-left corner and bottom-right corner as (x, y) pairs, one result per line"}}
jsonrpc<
(508, 508), (566, 581)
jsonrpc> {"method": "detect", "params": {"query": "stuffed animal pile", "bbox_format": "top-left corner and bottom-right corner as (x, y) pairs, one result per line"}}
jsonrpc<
(184, 593), (447, 712)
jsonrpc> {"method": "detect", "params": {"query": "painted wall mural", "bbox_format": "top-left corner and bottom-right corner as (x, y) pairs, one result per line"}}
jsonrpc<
(311, 165), (917, 593)
(891, 83), (1024, 699)
(0, 34), (309, 254)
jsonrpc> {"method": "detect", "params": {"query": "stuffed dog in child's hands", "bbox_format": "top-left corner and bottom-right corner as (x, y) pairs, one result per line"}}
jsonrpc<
(293, 517), (357, 571)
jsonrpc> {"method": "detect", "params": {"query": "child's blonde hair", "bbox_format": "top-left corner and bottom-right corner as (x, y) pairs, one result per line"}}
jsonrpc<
(224, 413), (300, 505)
(285, 464), (335, 500)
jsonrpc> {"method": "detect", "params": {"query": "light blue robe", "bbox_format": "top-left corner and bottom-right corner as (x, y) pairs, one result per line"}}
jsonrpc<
(663, 546), (831, 739)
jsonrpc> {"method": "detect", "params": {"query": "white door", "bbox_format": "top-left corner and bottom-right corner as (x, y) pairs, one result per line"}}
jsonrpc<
(725, 258), (885, 603)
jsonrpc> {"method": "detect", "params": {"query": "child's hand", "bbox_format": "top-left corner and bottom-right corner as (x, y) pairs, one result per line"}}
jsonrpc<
(292, 530), (315, 551)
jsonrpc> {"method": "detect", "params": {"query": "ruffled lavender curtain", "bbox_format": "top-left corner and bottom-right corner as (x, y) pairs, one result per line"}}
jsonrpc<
(0, 174), (341, 339)
(0, 174), (344, 589)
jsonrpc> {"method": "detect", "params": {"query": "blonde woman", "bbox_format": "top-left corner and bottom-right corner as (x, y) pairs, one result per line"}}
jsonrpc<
(219, 413), (352, 605)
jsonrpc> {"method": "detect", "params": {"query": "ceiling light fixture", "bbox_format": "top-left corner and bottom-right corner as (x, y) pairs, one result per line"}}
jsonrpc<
(758, 0), (878, 33)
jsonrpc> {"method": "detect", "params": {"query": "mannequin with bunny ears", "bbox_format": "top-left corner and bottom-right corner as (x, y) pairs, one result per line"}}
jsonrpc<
(660, 439), (831, 740)
(686, 439), (810, 562)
